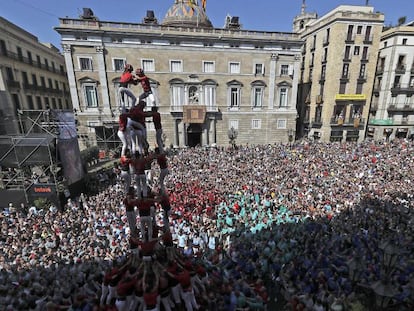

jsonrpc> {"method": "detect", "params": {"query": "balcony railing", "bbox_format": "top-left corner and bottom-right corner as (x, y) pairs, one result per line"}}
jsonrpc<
(363, 34), (373, 44)
(0, 49), (67, 76)
(312, 118), (323, 127)
(6, 80), (21, 88)
(387, 103), (414, 112)
(330, 116), (365, 126)
(395, 65), (406, 74)
(170, 105), (218, 113)
(391, 83), (414, 96)
(345, 34), (355, 43)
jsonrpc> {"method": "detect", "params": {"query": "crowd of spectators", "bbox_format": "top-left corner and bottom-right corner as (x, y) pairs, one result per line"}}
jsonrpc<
(0, 139), (413, 311)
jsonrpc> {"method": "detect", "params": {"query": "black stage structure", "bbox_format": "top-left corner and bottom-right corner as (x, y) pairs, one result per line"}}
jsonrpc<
(0, 109), (84, 209)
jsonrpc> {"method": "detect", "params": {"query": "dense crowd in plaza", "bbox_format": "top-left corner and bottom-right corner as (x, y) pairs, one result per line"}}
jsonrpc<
(0, 138), (413, 311)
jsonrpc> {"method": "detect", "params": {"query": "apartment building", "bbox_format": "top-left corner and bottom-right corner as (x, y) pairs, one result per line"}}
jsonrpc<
(55, 1), (302, 150)
(295, 5), (384, 142)
(0, 17), (71, 135)
(369, 22), (414, 140)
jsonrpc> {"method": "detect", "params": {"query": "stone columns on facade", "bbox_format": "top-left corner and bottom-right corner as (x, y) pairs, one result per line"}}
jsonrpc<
(181, 121), (187, 147)
(290, 54), (301, 109)
(62, 44), (80, 111)
(173, 118), (179, 148)
(95, 46), (111, 113)
(202, 124), (209, 146)
(209, 117), (216, 144)
(268, 53), (278, 110)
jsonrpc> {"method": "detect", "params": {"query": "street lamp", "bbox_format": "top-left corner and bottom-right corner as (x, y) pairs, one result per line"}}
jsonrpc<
(369, 239), (401, 310)
(371, 279), (398, 310)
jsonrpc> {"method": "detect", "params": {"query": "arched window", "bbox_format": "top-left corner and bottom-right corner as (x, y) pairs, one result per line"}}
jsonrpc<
(251, 80), (266, 109)
(277, 81), (292, 108)
(79, 77), (99, 108)
(202, 79), (217, 111)
(227, 80), (243, 110)
(169, 78), (185, 111)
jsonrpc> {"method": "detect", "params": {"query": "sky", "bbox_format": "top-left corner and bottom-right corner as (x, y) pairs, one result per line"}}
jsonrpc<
(1, 0), (413, 51)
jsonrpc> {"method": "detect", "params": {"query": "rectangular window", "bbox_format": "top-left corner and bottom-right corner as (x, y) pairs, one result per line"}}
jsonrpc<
(51, 62), (56, 72)
(58, 98), (62, 110)
(342, 64), (349, 78)
(44, 59), (49, 69)
(253, 87), (263, 107)
(12, 94), (21, 113)
(365, 26), (372, 41)
(359, 64), (366, 78)
(22, 72), (29, 85)
(354, 46), (360, 55)
(27, 95), (34, 110)
(51, 98), (56, 109)
(321, 65), (326, 79)
(40, 77), (46, 87)
(230, 87), (240, 107)
(32, 74), (37, 86)
(27, 51), (33, 64)
(36, 55), (41, 68)
(142, 59), (155, 72)
(203, 61), (215, 73)
(323, 48), (328, 62)
(344, 46), (351, 60)
(229, 62), (240, 74)
(409, 76), (414, 87)
(277, 119), (287, 129)
(36, 96), (42, 110)
(79, 57), (93, 70)
(113, 58), (126, 71)
(44, 97), (50, 109)
(403, 38), (408, 45)
(356, 83), (363, 94)
(48, 78), (53, 88)
(0, 40), (7, 55)
(339, 82), (347, 94)
(362, 47), (368, 60)
(280, 64), (289, 76)
(251, 119), (261, 129)
(171, 85), (184, 107)
(84, 85), (98, 107)
(357, 25), (363, 34)
(346, 25), (354, 41)
(279, 88), (288, 107)
(55, 80), (60, 90)
(229, 120), (239, 130)
(203, 85), (216, 108)
(254, 63), (264, 75)
(170, 60), (183, 72)
(6, 67), (14, 80)
(17, 47), (23, 60)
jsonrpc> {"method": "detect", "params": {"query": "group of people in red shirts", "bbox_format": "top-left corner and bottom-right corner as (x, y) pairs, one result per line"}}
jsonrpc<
(100, 63), (207, 311)
(117, 64), (163, 159)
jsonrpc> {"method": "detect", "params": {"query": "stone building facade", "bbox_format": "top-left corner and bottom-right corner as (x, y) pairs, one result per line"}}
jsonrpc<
(295, 5), (384, 142)
(0, 17), (71, 135)
(55, 1), (302, 150)
(368, 22), (414, 140)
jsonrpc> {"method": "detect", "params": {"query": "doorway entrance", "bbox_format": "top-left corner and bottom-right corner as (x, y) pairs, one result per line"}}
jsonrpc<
(187, 123), (202, 147)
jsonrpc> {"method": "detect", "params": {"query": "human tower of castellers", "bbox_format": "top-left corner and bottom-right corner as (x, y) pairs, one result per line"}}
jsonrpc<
(102, 64), (206, 311)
